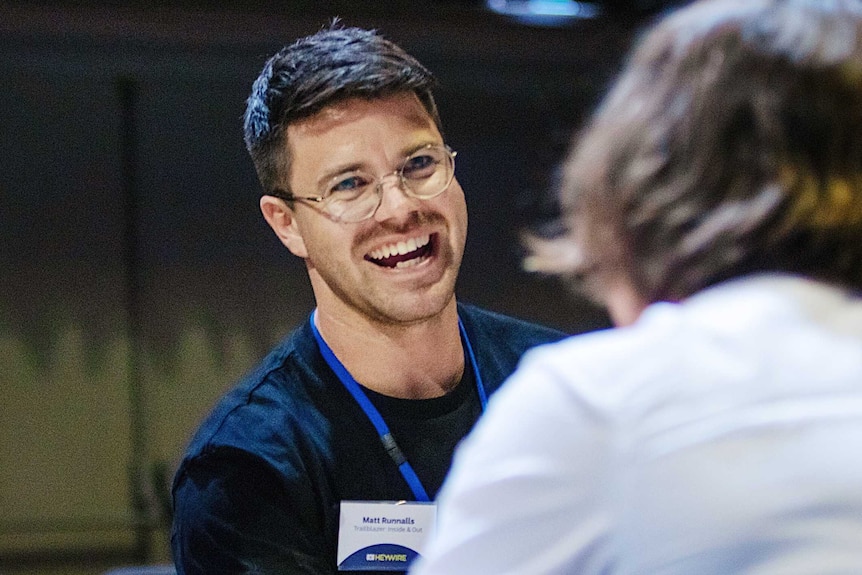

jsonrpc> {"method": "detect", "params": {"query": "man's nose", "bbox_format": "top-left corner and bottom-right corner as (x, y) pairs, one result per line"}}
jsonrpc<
(373, 172), (419, 220)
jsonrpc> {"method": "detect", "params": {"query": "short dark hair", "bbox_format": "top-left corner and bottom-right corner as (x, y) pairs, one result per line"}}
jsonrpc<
(243, 24), (441, 194)
(539, 0), (862, 304)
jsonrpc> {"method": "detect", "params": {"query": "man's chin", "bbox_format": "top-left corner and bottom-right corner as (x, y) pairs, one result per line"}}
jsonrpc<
(370, 291), (457, 325)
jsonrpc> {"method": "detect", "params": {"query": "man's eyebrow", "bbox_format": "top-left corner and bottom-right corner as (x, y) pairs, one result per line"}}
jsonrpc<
(403, 141), (441, 155)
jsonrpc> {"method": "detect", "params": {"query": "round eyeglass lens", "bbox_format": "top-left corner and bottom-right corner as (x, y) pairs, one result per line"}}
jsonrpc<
(400, 145), (454, 198)
(321, 145), (455, 222)
(326, 189), (381, 222)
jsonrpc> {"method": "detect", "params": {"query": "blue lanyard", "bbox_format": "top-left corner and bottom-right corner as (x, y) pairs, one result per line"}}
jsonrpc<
(310, 310), (487, 501)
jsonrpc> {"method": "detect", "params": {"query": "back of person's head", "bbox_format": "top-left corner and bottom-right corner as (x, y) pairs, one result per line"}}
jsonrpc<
(244, 23), (441, 194)
(542, 0), (862, 305)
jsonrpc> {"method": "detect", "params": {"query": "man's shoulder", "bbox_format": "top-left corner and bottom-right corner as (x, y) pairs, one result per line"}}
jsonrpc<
(457, 302), (568, 347)
(177, 320), (330, 466)
(456, 302), (567, 396)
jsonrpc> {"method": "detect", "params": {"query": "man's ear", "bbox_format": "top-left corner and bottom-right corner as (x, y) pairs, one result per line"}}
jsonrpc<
(260, 195), (309, 258)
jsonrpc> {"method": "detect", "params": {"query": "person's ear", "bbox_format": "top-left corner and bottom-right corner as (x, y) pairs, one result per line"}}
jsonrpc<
(260, 195), (308, 258)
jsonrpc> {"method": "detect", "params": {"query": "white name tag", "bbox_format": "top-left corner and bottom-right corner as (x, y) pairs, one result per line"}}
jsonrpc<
(337, 500), (437, 571)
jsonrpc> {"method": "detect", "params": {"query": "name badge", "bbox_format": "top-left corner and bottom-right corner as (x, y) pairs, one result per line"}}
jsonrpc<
(337, 500), (437, 571)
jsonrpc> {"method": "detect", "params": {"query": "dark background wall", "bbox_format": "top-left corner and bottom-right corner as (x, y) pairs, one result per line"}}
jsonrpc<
(0, 1), (666, 572)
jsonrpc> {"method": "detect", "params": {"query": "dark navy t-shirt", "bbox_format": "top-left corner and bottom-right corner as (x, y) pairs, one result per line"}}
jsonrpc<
(171, 303), (566, 574)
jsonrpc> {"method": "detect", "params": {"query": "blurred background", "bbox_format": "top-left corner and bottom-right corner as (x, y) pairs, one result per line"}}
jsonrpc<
(1, 0), (685, 572)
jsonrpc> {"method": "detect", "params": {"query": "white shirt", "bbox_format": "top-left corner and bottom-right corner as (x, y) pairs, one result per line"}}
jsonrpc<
(411, 274), (862, 575)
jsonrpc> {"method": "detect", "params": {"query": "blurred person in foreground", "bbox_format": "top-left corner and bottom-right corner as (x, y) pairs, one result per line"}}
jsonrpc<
(169, 24), (566, 575)
(411, 0), (862, 573)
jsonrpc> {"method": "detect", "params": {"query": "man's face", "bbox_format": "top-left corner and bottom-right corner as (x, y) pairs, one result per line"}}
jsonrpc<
(274, 92), (468, 326)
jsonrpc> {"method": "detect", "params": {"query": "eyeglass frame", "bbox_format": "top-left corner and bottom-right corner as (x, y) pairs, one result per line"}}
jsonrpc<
(266, 143), (458, 223)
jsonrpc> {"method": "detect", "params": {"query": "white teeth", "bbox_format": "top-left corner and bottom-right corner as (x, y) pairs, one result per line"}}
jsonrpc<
(369, 234), (430, 261)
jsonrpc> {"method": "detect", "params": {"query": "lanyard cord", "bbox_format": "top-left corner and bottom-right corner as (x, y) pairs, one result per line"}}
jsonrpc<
(310, 310), (486, 501)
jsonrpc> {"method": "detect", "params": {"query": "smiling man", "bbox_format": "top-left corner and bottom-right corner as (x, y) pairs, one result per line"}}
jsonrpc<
(170, 25), (565, 575)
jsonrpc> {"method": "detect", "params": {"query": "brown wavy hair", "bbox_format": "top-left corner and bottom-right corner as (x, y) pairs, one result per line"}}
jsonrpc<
(533, 0), (862, 305)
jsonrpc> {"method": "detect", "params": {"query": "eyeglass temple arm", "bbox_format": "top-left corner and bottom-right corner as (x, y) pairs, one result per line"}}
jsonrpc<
(268, 189), (325, 203)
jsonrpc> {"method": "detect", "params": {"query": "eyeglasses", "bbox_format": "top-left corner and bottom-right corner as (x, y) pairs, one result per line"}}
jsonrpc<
(269, 144), (457, 223)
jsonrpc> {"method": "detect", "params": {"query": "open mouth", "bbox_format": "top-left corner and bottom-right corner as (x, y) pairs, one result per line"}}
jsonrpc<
(365, 233), (435, 269)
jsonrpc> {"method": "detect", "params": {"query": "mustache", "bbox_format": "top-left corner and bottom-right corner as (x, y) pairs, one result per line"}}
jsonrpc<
(354, 211), (446, 245)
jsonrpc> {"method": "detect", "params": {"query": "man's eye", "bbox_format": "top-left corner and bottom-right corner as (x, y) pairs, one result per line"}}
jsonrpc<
(402, 155), (438, 179)
(328, 175), (371, 197)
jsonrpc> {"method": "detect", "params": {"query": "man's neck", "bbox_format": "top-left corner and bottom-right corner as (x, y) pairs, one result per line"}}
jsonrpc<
(314, 301), (464, 400)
